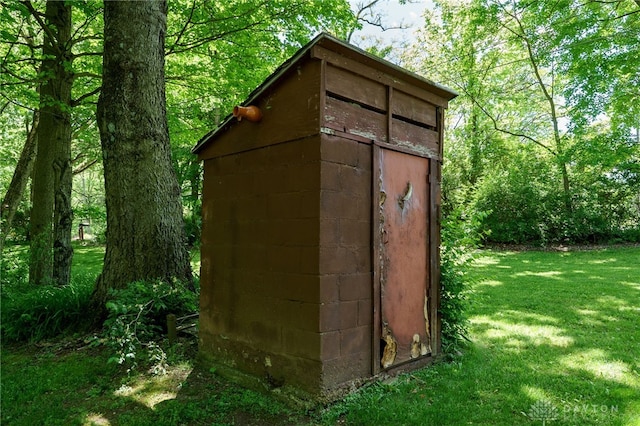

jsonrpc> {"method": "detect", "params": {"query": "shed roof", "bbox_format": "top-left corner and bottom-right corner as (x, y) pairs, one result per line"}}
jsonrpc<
(192, 32), (457, 154)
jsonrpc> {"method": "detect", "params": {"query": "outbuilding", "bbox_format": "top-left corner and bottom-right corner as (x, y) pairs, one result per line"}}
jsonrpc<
(193, 33), (457, 402)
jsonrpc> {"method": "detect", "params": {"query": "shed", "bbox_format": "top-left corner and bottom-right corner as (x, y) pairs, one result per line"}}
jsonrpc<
(193, 33), (457, 402)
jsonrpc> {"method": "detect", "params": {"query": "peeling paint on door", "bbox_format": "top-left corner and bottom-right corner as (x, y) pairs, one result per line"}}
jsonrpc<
(378, 148), (431, 368)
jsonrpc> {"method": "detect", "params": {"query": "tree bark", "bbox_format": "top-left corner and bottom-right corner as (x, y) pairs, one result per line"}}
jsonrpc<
(1, 112), (39, 253)
(93, 0), (193, 307)
(29, 0), (73, 286)
(53, 145), (73, 286)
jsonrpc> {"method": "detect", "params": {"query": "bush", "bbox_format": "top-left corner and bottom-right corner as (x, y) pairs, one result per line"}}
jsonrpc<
(101, 279), (198, 373)
(439, 207), (486, 352)
(0, 243), (30, 287)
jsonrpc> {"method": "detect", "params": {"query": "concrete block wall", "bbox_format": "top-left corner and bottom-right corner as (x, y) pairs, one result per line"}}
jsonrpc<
(318, 135), (373, 387)
(199, 136), (326, 395)
(199, 133), (376, 397)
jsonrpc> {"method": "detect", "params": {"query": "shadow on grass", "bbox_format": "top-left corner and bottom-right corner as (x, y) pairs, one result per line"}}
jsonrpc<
(0, 341), (300, 426)
(2, 248), (637, 425)
(466, 248), (640, 425)
(322, 247), (639, 425)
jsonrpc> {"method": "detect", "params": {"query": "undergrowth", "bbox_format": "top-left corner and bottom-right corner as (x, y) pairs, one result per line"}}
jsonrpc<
(1, 245), (96, 342)
(101, 279), (198, 374)
(439, 207), (487, 352)
(1, 244), (199, 376)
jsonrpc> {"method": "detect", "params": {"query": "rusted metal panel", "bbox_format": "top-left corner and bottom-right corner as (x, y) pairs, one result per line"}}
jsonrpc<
(376, 148), (431, 369)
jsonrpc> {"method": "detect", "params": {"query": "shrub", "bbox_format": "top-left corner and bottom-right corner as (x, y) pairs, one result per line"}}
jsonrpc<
(101, 279), (198, 373)
(439, 207), (486, 352)
(0, 243), (29, 287)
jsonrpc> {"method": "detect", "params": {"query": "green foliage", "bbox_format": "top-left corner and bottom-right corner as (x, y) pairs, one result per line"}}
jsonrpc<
(73, 201), (107, 243)
(183, 211), (201, 248)
(439, 207), (486, 350)
(101, 280), (198, 373)
(468, 140), (640, 245)
(1, 273), (96, 342)
(0, 243), (102, 343)
(0, 243), (29, 286)
(410, 0), (640, 246)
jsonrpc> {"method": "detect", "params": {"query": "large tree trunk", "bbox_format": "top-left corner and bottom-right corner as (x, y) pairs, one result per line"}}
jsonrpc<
(53, 138), (74, 286)
(29, 0), (73, 286)
(1, 112), (39, 254)
(93, 0), (193, 307)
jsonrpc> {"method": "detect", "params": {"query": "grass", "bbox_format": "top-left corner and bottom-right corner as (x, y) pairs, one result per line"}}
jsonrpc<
(1, 342), (297, 426)
(1, 246), (639, 425)
(323, 247), (640, 425)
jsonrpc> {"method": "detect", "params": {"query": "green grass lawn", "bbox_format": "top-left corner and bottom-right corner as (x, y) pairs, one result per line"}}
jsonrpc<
(2, 246), (639, 425)
(322, 247), (640, 425)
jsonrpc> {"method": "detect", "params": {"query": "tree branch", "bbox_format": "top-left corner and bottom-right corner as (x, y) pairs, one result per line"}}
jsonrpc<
(73, 159), (98, 175)
(460, 84), (557, 155)
(166, 0), (197, 56)
(20, 1), (61, 56)
(71, 86), (101, 107)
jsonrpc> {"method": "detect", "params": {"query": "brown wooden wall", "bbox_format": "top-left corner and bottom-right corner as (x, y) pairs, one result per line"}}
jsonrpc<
(320, 61), (442, 161)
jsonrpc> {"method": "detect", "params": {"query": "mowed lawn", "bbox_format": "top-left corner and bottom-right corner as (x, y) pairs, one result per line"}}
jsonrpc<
(325, 247), (640, 425)
(2, 246), (639, 425)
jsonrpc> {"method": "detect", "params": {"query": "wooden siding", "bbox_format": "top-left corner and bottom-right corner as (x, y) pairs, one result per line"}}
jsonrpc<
(197, 59), (322, 161)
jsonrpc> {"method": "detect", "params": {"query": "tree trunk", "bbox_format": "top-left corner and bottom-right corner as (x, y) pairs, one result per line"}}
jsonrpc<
(29, 0), (73, 286)
(53, 143), (74, 286)
(1, 112), (39, 254)
(93, 0), (193, 307)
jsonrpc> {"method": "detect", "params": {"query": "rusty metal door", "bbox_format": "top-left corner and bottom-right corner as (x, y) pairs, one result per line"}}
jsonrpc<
(374, 147), (432, 370)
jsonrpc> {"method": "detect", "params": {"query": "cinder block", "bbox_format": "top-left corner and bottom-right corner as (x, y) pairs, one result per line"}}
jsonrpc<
(321, 330), (341, 360)
(339, 273), (372, 301)
(319, 274), (339, 303)
(340, 325), (371, 356)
